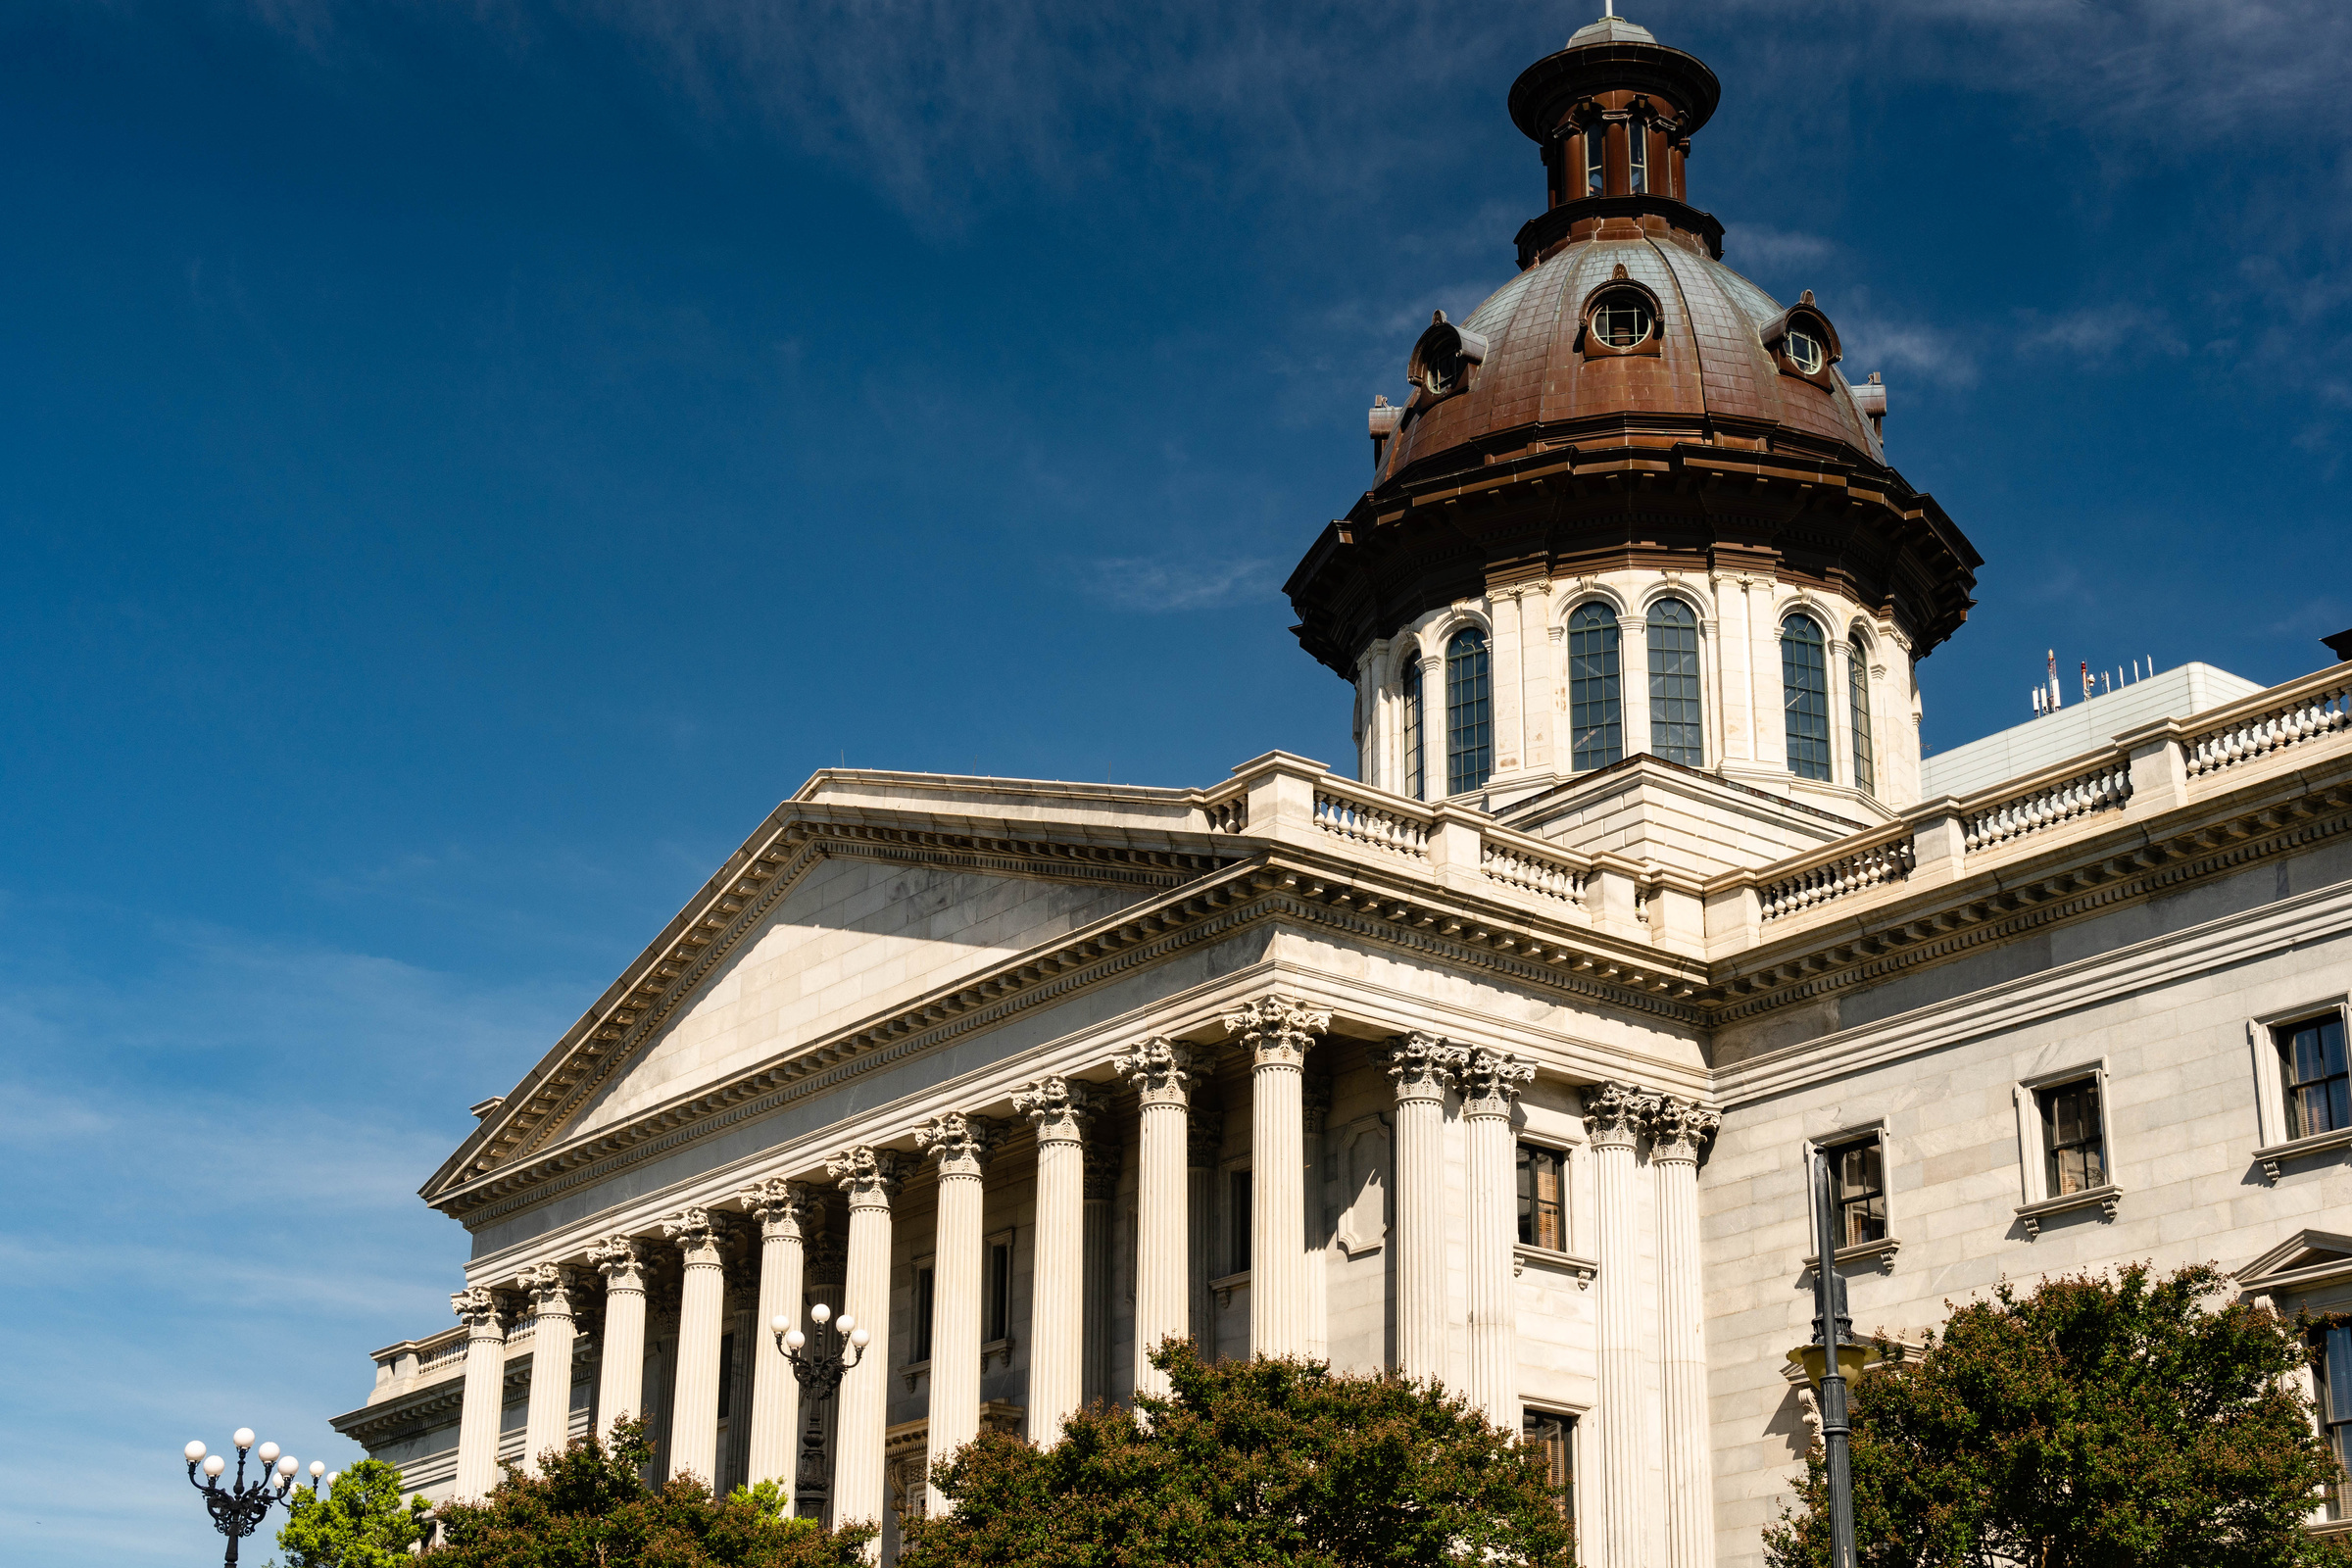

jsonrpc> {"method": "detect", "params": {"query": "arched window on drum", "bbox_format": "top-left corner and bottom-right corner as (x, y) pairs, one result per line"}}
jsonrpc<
(1644, 599), (1703, 767)
(1446, 627), (1493, 796)
(1782, 613), (1833, 781)
(1848, 632), (1876, 797)
(1567, 602), (1622, 771)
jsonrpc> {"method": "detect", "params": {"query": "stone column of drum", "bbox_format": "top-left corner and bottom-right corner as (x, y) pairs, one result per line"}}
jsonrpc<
(1459, 1048), (1536, 1428)
(738, 1178), (822, 1490)
(915, 1111), (1001, 1512)
(450, 1286), (511, 1501)
(825, 1145), (902, 1547)
(1586, 1081), (1656, 1568)
(1013, 1078), (1098, 1444)
(1186, 1103), (1224, 1351)
(662, 1206), (735, 1484)
(516, 1263), (582, 1473)
(589, 1236), (649, 1439)
(1112, 1036), (1196, 1398)
(1222, 996), (1331, 1358)
(1374, 1032), (1461, 1382)
(1646, 1097), (1724, 1568)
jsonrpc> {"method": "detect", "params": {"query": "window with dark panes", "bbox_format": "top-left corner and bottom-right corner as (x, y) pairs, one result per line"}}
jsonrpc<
(1522, 1409), (1577, 1529)
(1848, 634), (1876, 796)
(1446, 627), (1493, 795)
(1229, 1169), (1253, 1274)
(1517, 1144), (1567, 1251)
(985, 1240), (1012, 1344)
(1646, 598), (1703, 766)
(910, 1263), (936, 1363)
(2278, 1013), (2351, 1140)
(2037, 1078), (2106, 1196)
(1782, 613), (1833, 781)
(1568, 602), (1623, 770)
(1823, 1135), (1887, 1249)
(2321, 1324), (2352, 1520)
(1402, 661), (1425, 801)
(1585, 124), (1605, 197)
(718, 1331), (736, 1418)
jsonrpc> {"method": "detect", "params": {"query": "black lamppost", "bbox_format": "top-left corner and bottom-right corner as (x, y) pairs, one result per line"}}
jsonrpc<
(771, 1300), (869, 1400)
(1808, 1149), (1860, 1568)
(183, 1429), (327, 1567)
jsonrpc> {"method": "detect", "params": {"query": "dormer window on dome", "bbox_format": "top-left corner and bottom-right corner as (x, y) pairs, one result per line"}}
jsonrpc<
(1580, 269), (1664, 359)
(1763, 290), (1842, 389)
(1409, 311), (1489, 405)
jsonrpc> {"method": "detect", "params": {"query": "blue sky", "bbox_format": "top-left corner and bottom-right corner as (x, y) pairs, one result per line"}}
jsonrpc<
(3, 1), (2347, 1560)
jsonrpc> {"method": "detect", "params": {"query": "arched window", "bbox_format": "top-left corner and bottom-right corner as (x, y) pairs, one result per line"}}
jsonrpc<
(1848, 633), (1876, 797)
(1402, 659), (1425, 801)
(1567, 602), (1622, 771)
(1783, 613), (1832, 781)
(1645, 598), (1703, 767)
(1446, 627), (1492, 796)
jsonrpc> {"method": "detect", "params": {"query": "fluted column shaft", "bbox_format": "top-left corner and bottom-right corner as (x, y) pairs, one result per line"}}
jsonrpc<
(917, 1113), (1000, 1511)
(1223, 997), (1329, 1358)
(1461, 1049), (1534, 1429)
(664, 1207), (733, 1483)
(1589, 1082), (1655, 1568)
(1648, 1099), (1722, 1568)
(1017, 1079), (1098, 1444)
(451, 1287), (510, 1500)
(740, 1180), (820, 1489)
(1303, 1076), (1331, 1360)
(1377, 1033), (1458, 1381)
(1187, 1105), (1223, 1350)
(517, 1265), (580, 1472)
(1114, 1037), (1195, 1399)
(828, 1146), (901, 1541)
(590, 1237), (648, 1439)
(1081, 1140), (1117, 1403)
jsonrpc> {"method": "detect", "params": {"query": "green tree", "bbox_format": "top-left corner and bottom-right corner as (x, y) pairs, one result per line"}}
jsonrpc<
(897, 1337), (1574, 1568)
(428, 1418), (872, 1568)
(1766, 1262), (2352, 1568)
(274, 1459), (432, 1567)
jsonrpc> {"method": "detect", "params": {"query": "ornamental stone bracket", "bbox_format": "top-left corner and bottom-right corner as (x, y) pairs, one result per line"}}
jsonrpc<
(2014, 1183), (2123, 1239)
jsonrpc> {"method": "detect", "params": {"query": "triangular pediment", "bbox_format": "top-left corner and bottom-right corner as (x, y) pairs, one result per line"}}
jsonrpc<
(2240, 1229), (2352, 1286)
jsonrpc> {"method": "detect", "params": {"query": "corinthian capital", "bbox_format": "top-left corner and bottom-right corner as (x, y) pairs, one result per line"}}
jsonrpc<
(451, 1285), (508, 1333)
(737, 1177), (824, 1240)
(1642, 1098), (1722, 1163)
(826, 1144), (905, 1207)
(1013, 1076), (1101, 1144)
(1583, 1080), (1658, 1150)
(1112, 1036), (1197, 1104)
(915, 1111), (1003, 1177)
(1221, 996), (1331, 1067)
(662, 1205), (735, 1264)
(1457, 1047), (1536, 1117)
(1374, 1031), (1465, 1102)
(514, 1261), (582, 1317)
(588, 1233), (647, 1289)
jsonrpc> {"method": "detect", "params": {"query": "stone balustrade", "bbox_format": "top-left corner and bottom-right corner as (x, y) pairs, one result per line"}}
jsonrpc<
(1310, 784), (1432, 858)
(2183, 666), (2352, 780)
(1756, 833), (1915, 921)
(1961, 760), (2132, 853)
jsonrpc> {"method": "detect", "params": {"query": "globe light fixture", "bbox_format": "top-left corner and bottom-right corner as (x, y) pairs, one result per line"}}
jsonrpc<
(774, 1300), (866, 1401)
(183, 1428), (320, 1567)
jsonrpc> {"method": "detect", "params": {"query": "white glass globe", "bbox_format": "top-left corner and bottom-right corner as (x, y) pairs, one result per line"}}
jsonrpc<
(234, 1428), (256, 1451)
(835, 1313), (856, 1336)
(203, 1454), (227, 1478)
(327, 1472), (340, 1488)
(184, 1441), (207, 1463)
(257, 1442), (280, 1464)
(784, 1329), (806, 1350)
(849, 1327), (869, 1348)
(769, 1313), (790, 1334)
(810, 1302), (831, 1323)
(311, 1461), (325, 1478)
(278, 1456), (298, 1477)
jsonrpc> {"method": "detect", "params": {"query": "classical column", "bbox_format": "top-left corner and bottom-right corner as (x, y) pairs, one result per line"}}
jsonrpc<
(662, 1206), (735, 1484)
(915, 1111), (1001, 1510)
(739, 1178), (822, 1490)
(826, 1145), (902, 1537)
(1222, 996), (1330, 1358)
(1646, 1098), (1723, 1568)
(1587, 1081), (1656, 1568)
(1302, 1075), (1332, 1360)
(1081, 1135), (1119, 1404)
(516, 1263), (581, 1473)
(1375, 1032), (1460, 1382)
(1014, 1078), (1099, 1444)
(451, 1285), (511, 1501)
(1113, 1035), (1197, 1398)
(589, 1236), (649, 1439)
(1187, 1102), (1224, 1351)
(1460, 1048), (1534, 1428)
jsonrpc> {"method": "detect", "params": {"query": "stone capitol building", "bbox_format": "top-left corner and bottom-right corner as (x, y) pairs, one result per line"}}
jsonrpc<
(332, 13), (2352, 1566)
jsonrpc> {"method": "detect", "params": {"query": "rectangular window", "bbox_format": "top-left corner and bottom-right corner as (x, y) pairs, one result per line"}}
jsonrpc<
(910, 1263), (936, 1363)
(1403, 662), (1425, 801)
(1628, 124), (1647, 194)
(985, 1240), (1012, 1344)
(1522, 1409), (1576, 1529)
(2279, 1013), (2352, 1141)
(2321, 1324), (2352, 1520)
(1824, 1135), (1887, 1249)
(1585, 125), (1605, 197)
(2037, 1078), (2106, 1196)
(1517, 1144), (1567, 1251)
(1229, 1168), (1253, 1274)
(717, 1331), (736, 1419)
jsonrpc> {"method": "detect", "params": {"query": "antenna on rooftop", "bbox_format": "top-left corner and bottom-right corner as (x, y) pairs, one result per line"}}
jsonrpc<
(2046, 650), (2061, 712)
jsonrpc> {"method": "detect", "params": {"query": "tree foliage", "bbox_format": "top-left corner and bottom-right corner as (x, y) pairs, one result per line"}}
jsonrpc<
(897, 1337), (1574, 1568)
(1765, 1262), (2352, 1568)
(275, 1459), (433, 1568)
(427, 1419), (873, 1568)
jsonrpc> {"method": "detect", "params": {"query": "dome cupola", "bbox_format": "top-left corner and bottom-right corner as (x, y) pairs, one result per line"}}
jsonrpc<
(1287, 10), (1981, 827)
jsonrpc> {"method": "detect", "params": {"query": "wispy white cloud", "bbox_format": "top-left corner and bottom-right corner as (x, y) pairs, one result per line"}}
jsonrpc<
(1081, 554), (1283, 612)
(2014, 302), (2187, 361)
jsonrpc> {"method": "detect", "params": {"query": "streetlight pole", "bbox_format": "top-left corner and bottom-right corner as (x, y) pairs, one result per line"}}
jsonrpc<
(772, 1299), (870, 1403)
(183, 1429), (326, 1568)
(1811, 1148), (1859, 1568)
